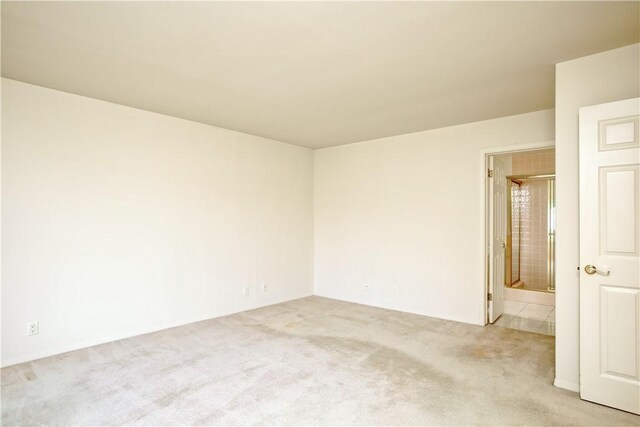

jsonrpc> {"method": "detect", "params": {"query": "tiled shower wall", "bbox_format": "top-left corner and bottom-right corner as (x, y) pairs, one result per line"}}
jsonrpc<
(513, 180), (549, 290)
(511, 189), (521, 284)
(510, 149), (554, 291)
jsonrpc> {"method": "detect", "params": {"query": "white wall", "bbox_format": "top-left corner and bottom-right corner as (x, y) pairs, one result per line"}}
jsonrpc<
(1, 79), (314, 367)
(6, 44), (635, 376)
(555, 44), (640, 392)
(313, 110), (554, 325)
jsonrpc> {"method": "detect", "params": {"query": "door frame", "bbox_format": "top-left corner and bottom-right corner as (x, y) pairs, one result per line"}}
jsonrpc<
(480, 140), (555, 325)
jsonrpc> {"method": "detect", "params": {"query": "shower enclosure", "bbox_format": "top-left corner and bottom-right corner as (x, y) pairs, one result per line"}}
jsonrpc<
(506, 174), (555, 292)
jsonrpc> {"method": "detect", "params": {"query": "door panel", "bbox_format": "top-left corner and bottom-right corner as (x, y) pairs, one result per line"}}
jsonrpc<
(599, 166), (639, 256)
(600, 285), (639, 380)
(579, 98), (640, 414)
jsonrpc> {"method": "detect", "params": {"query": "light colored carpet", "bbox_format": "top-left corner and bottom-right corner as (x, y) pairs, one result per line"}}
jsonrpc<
(2, 296), (638, 426)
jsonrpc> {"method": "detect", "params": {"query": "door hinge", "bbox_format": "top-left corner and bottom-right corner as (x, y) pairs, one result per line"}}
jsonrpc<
(487, 293), (493, 301)
(488, 169), (494, 178)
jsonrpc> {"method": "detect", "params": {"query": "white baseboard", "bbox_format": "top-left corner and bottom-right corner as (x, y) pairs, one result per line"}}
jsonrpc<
(1, 293), (312, 368)
(554, 377), (580, 392)
(313, 292), (485, 326)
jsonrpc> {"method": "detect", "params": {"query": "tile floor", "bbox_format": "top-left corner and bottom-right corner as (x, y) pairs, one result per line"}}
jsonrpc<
(494, 300), (555, 336)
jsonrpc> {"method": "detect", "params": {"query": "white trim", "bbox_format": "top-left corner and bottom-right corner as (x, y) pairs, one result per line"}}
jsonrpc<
(0, 293), (312, 368)
(554, 377), (580, 393)
(314, 292), (486, 327)
(479, 140), (555, 325)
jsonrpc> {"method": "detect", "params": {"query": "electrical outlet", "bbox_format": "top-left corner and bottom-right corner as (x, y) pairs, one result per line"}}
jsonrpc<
(242, 286), (249, 296)
(27, 321), (39, 336)
(261, 283), (268, 292)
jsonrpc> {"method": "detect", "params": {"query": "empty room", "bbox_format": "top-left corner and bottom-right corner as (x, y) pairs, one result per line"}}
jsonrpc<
(1, 1), (639, 426)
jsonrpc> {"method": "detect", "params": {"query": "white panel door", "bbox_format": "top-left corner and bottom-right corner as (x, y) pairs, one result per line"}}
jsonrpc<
(579, 98), (640, 414)
(488, 156), (506, 323)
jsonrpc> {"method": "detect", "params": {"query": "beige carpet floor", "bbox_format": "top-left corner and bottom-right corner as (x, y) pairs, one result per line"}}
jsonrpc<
(2, 296), (639, 426)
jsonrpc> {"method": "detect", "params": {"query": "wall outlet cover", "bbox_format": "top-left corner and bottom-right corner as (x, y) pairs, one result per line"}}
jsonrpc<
(28, 321), (39, 336)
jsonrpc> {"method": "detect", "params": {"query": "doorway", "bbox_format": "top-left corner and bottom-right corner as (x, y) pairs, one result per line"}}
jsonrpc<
(485, 147), (556, 336)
